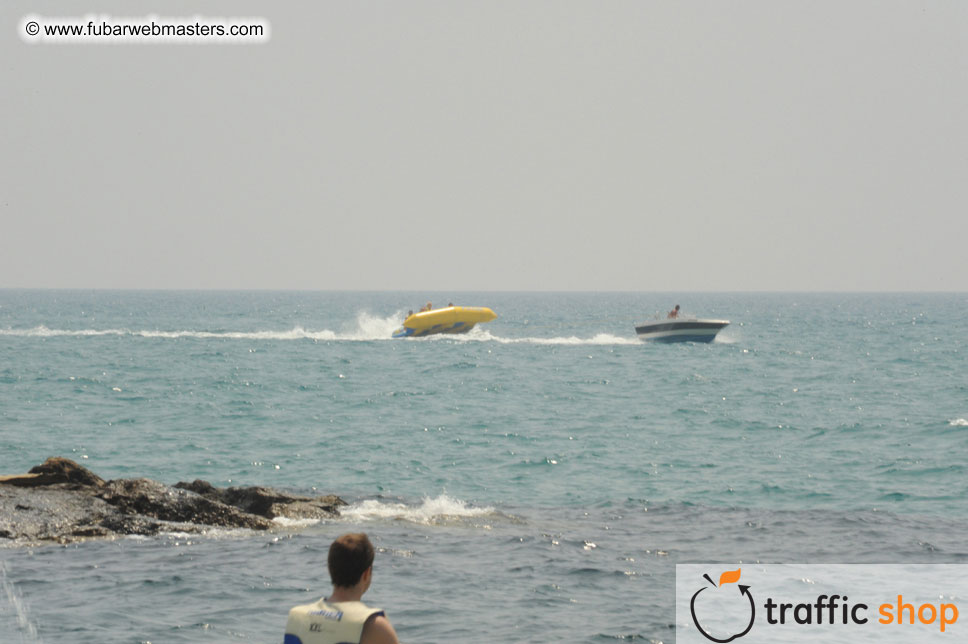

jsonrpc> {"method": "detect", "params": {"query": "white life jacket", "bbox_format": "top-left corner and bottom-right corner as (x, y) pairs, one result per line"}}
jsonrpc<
(284, 598), (384, 644)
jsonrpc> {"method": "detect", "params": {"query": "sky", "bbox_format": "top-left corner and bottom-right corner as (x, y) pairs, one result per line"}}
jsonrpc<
(2, 1), (966, 291)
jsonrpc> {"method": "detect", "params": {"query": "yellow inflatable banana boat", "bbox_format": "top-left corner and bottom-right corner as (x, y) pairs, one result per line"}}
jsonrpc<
(392, 306), (497, 338)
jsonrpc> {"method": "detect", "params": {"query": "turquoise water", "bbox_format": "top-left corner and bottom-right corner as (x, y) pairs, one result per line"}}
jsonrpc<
(1, 291), (966, 642)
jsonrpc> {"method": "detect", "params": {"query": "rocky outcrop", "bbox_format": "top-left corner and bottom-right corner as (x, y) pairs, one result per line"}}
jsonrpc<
(174, 479), (343, 520)
(0, 456), (106, 488)
(0, 458), (345, 545)
(31, 456), (109, 487)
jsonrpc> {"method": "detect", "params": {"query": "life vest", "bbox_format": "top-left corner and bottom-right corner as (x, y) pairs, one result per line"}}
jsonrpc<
(284, 598), (384, 644)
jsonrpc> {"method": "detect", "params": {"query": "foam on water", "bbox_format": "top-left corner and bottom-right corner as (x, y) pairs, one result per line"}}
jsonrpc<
(340, 495), (496, 525)
(136, 327), (341, 341)
(349, 310), (407, 339)
(0, 323), (641, 345)
(460, 329), (641, 346)
(271, 516), (323, 529)
(0, 325), (337, 340)
(0, 311), (405, 343)
(0, 326), (130, 338)
(949, 418), (968, 427)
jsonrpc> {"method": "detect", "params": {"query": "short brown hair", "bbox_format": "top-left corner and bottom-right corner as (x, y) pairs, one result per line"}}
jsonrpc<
(328, 533), (375, 588)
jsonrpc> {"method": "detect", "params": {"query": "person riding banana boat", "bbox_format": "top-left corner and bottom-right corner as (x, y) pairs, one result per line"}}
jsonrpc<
(392, 304), (497, 338)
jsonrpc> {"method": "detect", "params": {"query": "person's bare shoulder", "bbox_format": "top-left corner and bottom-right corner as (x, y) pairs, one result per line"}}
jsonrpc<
(361, 614), (400, 644)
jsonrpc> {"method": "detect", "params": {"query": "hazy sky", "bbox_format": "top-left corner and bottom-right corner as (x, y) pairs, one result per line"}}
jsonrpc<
(3, 1), (966, 291)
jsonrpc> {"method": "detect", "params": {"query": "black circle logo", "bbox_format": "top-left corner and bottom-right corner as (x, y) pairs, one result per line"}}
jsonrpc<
(689, 570), (755, 643)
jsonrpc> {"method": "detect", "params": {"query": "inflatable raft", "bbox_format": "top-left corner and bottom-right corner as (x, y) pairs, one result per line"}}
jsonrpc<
(392, 306), (497, 338)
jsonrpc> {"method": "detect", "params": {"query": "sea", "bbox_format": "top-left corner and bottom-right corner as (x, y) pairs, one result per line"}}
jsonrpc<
(0, 290), (966, 643)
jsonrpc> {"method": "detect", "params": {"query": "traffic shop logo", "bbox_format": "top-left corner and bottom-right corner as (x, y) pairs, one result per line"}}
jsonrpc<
(689, 568), (755, 642)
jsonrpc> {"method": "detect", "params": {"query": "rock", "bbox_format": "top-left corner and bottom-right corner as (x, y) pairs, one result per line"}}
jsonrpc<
(0, 473), (60, 487)
(97, 478), (273, 530)
(0, 485), (133, 543)
(28, 457), (106, 487)
(0, 458), (345, 545)
(175, 480), (346, 519)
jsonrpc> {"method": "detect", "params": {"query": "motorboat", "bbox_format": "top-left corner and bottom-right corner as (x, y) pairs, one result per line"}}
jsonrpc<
(392, 306), (497, 338)
(634, 316), (729, 343)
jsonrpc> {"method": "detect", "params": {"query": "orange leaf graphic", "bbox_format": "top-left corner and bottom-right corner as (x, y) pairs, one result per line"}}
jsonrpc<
(719, 568), (741, 586)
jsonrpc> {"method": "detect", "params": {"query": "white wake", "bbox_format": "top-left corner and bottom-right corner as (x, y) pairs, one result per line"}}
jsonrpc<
(0, 314), (644, 346)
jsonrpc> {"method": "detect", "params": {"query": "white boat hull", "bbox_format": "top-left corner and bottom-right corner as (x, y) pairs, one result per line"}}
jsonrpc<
(634, 319), (729, 343)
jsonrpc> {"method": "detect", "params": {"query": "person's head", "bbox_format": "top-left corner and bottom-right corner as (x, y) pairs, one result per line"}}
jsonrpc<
(328, 533), (375, 589)
(675, 305), (680, 311)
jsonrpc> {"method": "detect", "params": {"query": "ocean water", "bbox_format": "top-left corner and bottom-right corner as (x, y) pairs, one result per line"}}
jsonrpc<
(0, 290), (966, 643)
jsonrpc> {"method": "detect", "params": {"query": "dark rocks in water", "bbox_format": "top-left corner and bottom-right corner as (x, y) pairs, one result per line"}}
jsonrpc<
(175, 479), (344, 520)
(0, 456), (106, 489)
(0, 486), (128, 542)
(97, 478), (273, 530)
(0, 457), (345, 545)
(30, 456), (108, 487)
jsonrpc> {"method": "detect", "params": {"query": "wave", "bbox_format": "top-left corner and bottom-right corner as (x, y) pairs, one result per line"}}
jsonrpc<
(0, 325), (341, 341)
(158, 495), (499, 535)
(339, 494), (497, 526)
(0, 318), (644, 346)
(453, 330), (641, 346)
(271, 516), (323, 529)
(949, 418), (968, 427)
(0, 311), (404, 342)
